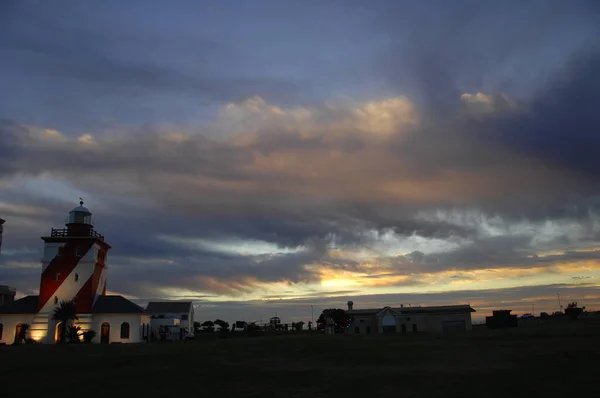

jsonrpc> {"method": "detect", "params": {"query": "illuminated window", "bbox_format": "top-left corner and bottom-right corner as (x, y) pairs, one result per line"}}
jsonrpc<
(54, 296), (58, 304)
(74, 273), (79, 282)
(120, 322), (130, 339)
(56, 273), (61, 281)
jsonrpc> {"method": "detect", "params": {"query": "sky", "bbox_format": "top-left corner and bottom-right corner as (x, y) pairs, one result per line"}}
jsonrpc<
(1, 0), (600, 324)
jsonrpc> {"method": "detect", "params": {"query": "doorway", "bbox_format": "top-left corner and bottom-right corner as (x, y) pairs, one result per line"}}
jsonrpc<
(54, 322), (64, 343)
(15, 323), (24, 343)
(101, 322), (110, 344)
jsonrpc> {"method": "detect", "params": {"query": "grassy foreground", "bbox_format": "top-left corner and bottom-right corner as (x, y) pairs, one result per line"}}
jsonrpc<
(2, 319), (600, 397)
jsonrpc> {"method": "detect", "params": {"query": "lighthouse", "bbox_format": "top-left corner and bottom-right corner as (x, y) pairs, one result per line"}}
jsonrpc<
(37, 200), (110, 314)
(26, 200), (112, 342)
(0, 201), (149, 344)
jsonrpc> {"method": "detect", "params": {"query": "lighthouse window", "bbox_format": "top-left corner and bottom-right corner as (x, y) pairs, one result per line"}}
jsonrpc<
(54, 296), (58, 304)
(74, 273), (79, 282)
(75, 247), (81, 257)
(57, 246), (65, 256)
(56, 273), (61, 281)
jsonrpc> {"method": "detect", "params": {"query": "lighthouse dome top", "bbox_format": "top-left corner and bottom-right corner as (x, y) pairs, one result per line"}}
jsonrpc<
(68, 199), (93, 225)
(70, 200), (91, 215)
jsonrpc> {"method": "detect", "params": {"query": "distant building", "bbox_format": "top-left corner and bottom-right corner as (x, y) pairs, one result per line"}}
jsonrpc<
(146, 301), (194, 340)
(485, 310), (518, 329)
(346, 301), (475, 334)
(0, 202), (150, 344)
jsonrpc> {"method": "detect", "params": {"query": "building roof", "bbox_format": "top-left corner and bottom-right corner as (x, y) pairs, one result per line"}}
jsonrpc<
(0, 295), (146, 315)
(92, 295), (145, 314)
(146, 301), (193, 314)
(0, 295), (39, 314)
(348, 304), (475, 316)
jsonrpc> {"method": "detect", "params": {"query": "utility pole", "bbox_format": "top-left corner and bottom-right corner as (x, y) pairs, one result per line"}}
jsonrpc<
(557, 292), (562, 313)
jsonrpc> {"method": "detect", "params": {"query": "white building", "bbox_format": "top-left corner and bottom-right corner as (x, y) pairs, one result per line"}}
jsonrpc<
(146, 301), (194, 340)
(345, 301), (475, 334)
(0, 202), (150, 344)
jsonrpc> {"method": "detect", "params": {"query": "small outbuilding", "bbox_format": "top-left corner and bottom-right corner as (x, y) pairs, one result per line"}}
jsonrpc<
(346, 301), (475, 334)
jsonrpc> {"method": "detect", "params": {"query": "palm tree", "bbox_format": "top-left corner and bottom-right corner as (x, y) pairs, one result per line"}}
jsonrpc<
(66, 325), (82, 343)
(52, 300), (79, 344)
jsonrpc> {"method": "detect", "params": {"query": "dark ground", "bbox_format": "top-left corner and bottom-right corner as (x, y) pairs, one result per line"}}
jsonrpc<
(2, 318), (599, 397)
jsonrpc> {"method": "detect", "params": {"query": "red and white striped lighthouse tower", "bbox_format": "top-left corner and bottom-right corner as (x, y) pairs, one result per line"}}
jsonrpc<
(38, 200), (111, 313)
(29, 200), (111, 342)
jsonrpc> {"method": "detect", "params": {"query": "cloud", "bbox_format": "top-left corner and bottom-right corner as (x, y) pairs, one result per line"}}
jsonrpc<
(1, 1), (600, 311)
(3, 51), (600, 297)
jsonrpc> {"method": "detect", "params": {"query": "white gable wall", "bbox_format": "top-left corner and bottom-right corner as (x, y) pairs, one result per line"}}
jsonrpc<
(91, 314), (144, 344)
(0, 314), (35, 344)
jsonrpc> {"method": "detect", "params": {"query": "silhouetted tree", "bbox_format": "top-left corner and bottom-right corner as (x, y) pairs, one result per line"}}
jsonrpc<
(82, 330), (96, 344)
(294, 321), (304, 332)
(214, 319), (229, 332)
(201, 320), (215, 332)
(193, 321), (201, 333)
(245, 322), (261, 337)
(52, 300), (79, 344)
(317, 309), (350, 333)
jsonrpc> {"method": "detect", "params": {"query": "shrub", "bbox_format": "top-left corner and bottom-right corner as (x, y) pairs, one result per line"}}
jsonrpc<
(82, 330), (97, 344)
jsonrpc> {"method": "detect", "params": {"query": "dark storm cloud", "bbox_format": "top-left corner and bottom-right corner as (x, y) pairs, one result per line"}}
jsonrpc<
(2, 1), (600, 301)
(489, 51), (600, 179)
(377, 0), (600, 114)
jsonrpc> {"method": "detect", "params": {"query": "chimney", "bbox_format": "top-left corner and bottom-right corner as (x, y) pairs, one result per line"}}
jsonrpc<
(347, 301), (354, 311)
(0, 285), (16, 307)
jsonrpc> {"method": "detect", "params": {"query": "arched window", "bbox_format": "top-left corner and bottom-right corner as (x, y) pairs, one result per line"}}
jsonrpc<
(0, 323), (3, 340)
(120, 322), (130, 339)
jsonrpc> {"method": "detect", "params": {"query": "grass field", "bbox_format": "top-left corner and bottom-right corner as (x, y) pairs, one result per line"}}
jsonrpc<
(2, 318), (599, 397)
